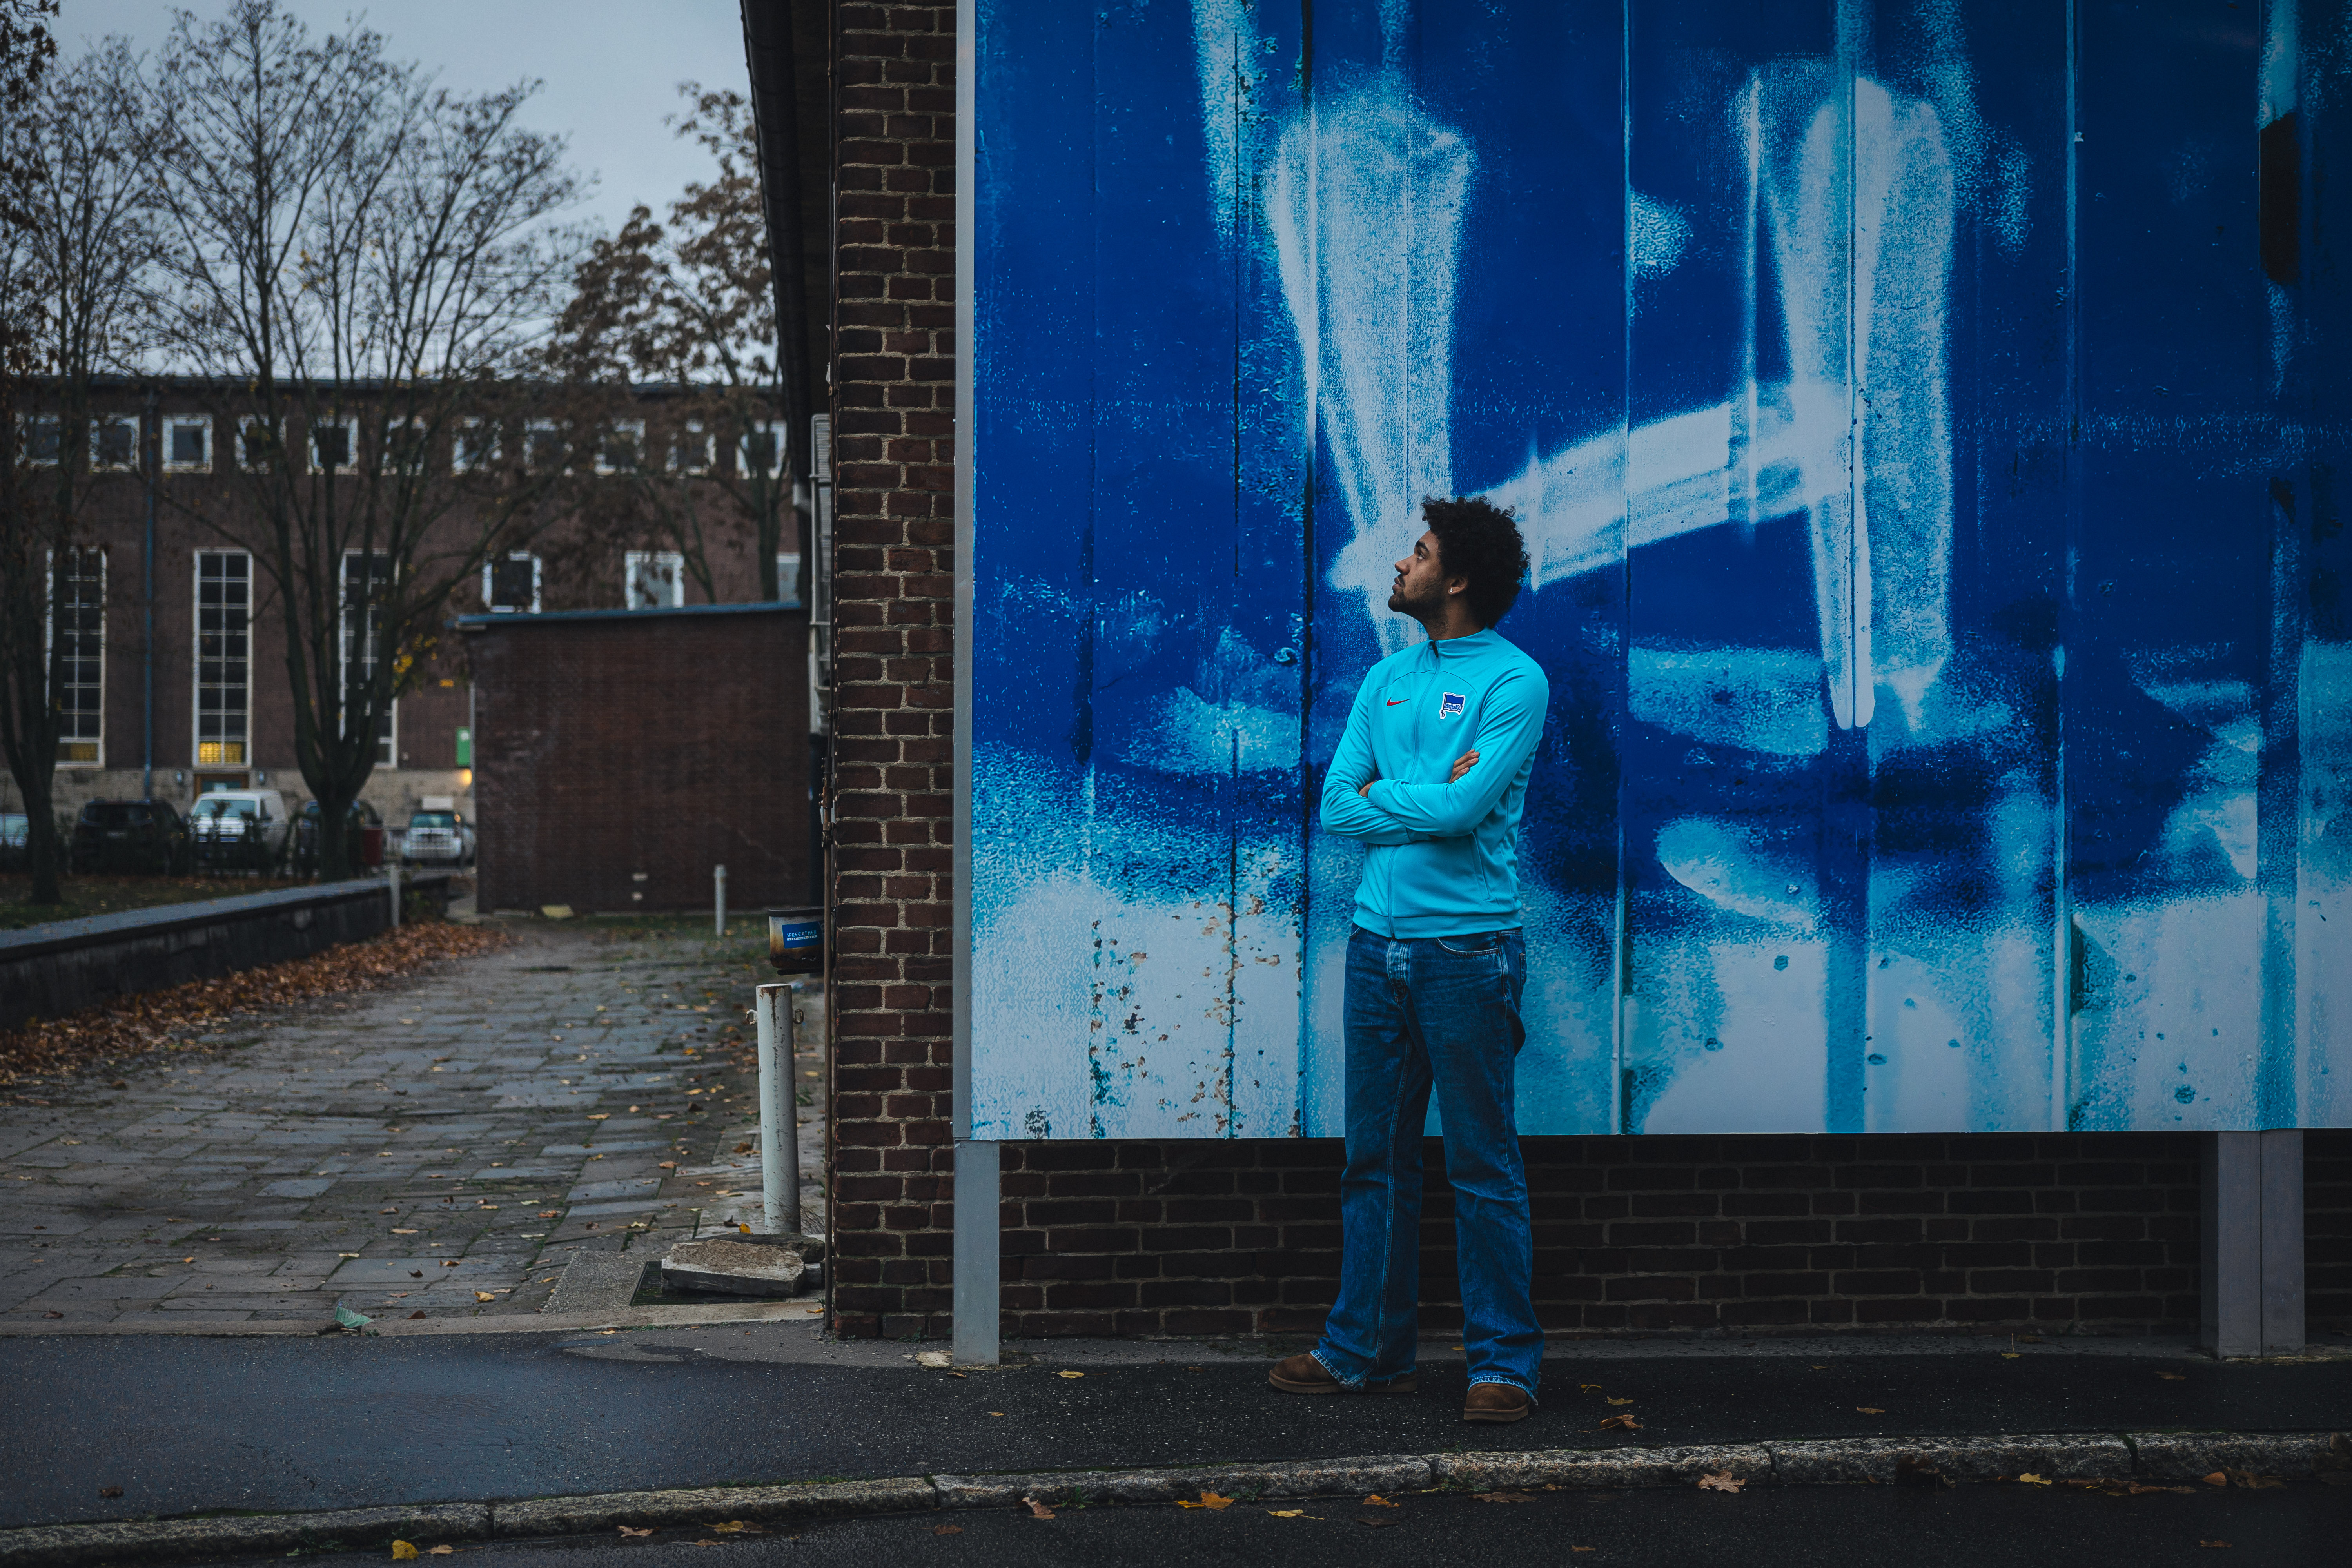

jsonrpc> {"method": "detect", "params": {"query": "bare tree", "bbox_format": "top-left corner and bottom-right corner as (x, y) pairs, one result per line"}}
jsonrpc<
(0, 33), (158, 905)
(147, 0), (585, 878)
(547, 87), (800, 606)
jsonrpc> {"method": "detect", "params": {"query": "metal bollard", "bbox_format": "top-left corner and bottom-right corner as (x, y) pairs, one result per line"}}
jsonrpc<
(388, 856), (400, 930)
(714, 864), (727, 936)
(755, 981), (802, 1236)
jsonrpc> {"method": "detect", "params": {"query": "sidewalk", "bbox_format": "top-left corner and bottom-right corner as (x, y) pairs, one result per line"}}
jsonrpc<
(3, 1327), (2345, 1532)
(0, 917), (824, 1326)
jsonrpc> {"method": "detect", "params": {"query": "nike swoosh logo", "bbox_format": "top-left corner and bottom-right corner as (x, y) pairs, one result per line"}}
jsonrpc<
(1387, 699), (1407, 706)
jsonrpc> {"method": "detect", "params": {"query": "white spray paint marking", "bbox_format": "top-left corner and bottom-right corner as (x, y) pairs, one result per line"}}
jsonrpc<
(1270, 83), (1472, 657)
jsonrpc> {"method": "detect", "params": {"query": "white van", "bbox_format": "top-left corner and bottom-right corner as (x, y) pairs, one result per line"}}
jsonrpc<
(189, 788), (291, 870)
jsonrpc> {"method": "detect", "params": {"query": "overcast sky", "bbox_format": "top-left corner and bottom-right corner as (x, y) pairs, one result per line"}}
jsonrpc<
(55, 0), (751, 241)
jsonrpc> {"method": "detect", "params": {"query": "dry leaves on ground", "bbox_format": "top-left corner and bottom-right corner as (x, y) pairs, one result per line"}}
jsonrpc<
(1361, 1495), (1400, 1508)
(1696, 1473), (1745, 1494)
(1473, 1491), (1537, 1504)
(1855, 1406), (1887, 1415)
(0, 921), (512, 1093)
(1022, 1497), (1055, 1519)
(391, 1545), (419, 1562)
(617, 1526), (654, 1538)
(1177, 1492), (1234, 1510)
(1597, 1414), (1641, 1430)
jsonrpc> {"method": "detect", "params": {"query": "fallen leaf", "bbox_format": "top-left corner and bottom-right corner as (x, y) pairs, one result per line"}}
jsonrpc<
(2016, 1474), (2052, 1486)
(659, 1161), (677, 1170)
(989, 1411), (1005, 1417)
(1579, 1383), (1603, 1393)
(587, 1113), (609, 1120)
(392, 1229), (418, 1235)
(1023, 1497), (1055, 1519)
(392, 1544), (420, 1561)
(1597, 1414), (1641, 1430)
(1856, 1406), (1886, 1415)
(1696, 1473), (1744, 1493)
(1265, 1509), (1308, 1518)
(2223, 1469), (2285, 1490)
(1362, 1495), (1400, 1508)
(442, 1260), (459, 1267)
(1058, 1370), (1086, 1379)
(409, 1271), (423, 1279)
(933, 1524), (963, 1535)
(1572, 1548), (1596, 1554)
(916, 1351), (952, 1368)
(429, 1548), (454, 1557)
(1605, 1397), (1634, 1406)
(2200, 1543), (2232, 1550)
(708, 1521), (755, 1534)
(408, 1310), (425, 1319)
(1473, 1490), (1536, 1503)
(735, 1143), (753, 1154)
(42, 1311), (61, 1318)
(537, 1211), (559, 1219)
(2001, 1352), (2021, 1359)
(1810, 1365), (1827, 1371)
(474, 1291), (495, 1302)
(98, 1487), (122, 1498)
(2204, 1472), (2229, 1487)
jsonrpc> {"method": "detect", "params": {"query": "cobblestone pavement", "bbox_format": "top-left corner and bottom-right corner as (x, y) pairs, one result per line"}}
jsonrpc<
(0, 918), (827, 1325)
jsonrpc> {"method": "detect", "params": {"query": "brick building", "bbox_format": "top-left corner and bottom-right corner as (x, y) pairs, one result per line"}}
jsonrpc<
(7, 380), (798, 838)
(789, 3), (2350, 1345)
(463, 602), (813, 914)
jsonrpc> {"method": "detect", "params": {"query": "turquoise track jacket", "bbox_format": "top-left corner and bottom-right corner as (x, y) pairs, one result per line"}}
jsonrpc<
(1319, 626), (1550, 938)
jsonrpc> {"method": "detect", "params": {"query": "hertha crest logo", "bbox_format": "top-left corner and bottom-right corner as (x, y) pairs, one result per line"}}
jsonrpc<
(1439, 692), (1465, 719)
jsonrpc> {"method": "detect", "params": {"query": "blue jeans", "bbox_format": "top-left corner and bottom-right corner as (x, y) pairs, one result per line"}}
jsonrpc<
(1314, 924), (1541, 1396)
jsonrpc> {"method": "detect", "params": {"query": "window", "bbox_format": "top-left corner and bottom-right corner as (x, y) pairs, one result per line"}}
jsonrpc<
(481, 552), (541, 614)
(525, 420), (564, 472)
(164, 416), (212, 472)
(453, 418), (499, 473)
(624, 550), (684, 609)
(91, 416), (138, 470)
(668, 420), (715, 475)
(49, 548), (104, 765)
(340, 552), (396, 767)
(596, 419), (644, 475)
(20, 414), (61, 465)
(381, 419), (431, 476)
(239, 419), (281, 471)
(194, 552), (251, 768)
(775, 552), (803, 608)
(308, 416), (359, 472)
(739, 421), (784, 478)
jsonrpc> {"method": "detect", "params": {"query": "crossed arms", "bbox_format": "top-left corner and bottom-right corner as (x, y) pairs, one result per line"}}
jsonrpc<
(1317, 668), (1548, 845)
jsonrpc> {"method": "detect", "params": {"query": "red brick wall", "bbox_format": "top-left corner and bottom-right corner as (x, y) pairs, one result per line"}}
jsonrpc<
(825, 0), (961, 1334)
(820, 5), (2352, 1344)
(466, 606), (810, 913)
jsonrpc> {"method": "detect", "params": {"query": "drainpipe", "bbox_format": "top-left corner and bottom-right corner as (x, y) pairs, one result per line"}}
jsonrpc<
(142, 387), (157, 800)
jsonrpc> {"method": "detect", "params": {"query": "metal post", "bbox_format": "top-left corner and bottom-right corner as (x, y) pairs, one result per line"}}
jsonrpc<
(715, 864), (728, 937)
(756, 981), (802, 1236)
(949, 0), (997, 1370)
(388, 855), (400, 930)
(2201, 1129), (2304, 1357)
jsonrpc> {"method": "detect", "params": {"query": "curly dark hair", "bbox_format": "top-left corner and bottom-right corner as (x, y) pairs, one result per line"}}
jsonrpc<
(1422, 495), (1530, 628)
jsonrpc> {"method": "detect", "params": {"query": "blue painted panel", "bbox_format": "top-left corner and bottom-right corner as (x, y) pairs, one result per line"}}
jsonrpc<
(966, 0), (2350, 1138)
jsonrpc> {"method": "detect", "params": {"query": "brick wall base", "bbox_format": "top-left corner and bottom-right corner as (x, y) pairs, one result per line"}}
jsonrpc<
(828, 1130), (2352, 1343)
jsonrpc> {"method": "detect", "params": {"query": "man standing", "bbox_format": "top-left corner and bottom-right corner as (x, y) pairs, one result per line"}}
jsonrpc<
(1270, 496), (1547, 1423)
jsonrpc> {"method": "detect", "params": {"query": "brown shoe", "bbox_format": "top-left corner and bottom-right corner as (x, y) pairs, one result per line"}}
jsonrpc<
(1463, 1382), (1532, 1423)
(1268, 1352), (1418, 1396)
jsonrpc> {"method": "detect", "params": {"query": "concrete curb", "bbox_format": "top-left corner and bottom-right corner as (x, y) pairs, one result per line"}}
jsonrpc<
(3, 1431), (2343, 1567)
(0, 1303), (822, 1339)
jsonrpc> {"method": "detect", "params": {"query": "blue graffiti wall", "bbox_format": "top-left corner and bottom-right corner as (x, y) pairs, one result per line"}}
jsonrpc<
(962, 0), (2352, 1138)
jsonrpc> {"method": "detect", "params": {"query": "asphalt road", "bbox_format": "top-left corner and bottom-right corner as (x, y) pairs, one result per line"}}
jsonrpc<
(213, 1482), (2352, 1568)
(9, 1327), (2348, 1530)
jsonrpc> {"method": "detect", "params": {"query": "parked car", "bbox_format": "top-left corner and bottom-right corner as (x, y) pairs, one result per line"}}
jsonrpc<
(0, 811), (28, 871)
(69, 799), (192, 875)
(292, 797), (383, 874)
(401, 806), (474, 868)
(189, 789), (290, 871)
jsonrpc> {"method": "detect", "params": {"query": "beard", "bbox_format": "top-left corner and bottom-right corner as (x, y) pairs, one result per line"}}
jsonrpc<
(1388, 575), (1444, 620)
